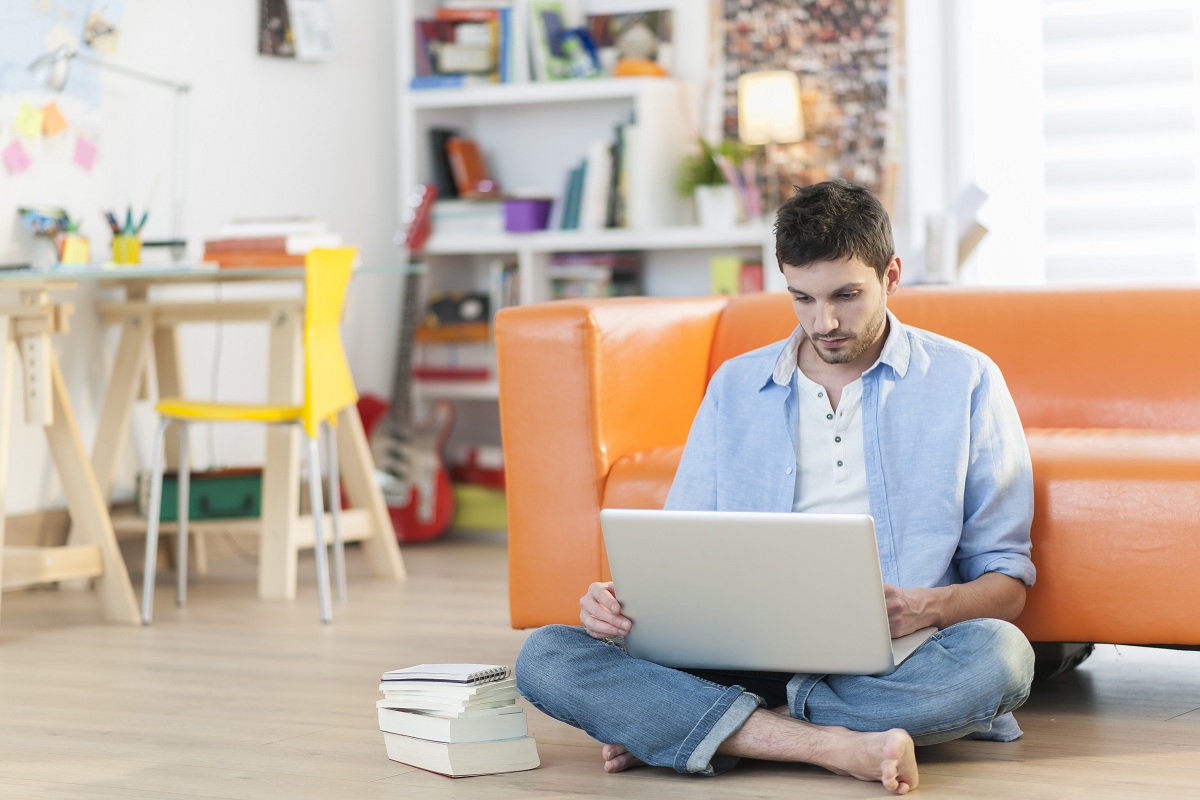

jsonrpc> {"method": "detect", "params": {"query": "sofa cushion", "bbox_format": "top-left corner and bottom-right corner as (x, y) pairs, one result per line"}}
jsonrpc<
(1019, 428), (1200, 644)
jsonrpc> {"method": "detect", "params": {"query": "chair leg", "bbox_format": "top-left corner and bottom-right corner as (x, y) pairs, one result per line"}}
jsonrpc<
(325, 422), (346, 604)
(307, 435), (333, 624)
(141, 417), (172, 625)
(176, 422), (190, 608)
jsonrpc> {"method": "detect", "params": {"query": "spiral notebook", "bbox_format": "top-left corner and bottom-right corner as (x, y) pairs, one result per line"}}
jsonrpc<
(382, 663), (510, 686)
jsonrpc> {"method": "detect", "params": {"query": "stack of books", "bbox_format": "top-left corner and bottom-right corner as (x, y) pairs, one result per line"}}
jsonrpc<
(378, 663), (539, 777)
(202, 216), (342, 269)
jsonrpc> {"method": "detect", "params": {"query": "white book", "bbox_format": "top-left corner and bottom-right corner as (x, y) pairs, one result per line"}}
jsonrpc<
(379, 677), (516, 696)
(378, 705), (527, 744)
(377, 694), (519, 716)
(578, 139), (612, 231)
(218, 216), (328, 238)
(382, 732), (539, 777)
(382, 664), (509, 685)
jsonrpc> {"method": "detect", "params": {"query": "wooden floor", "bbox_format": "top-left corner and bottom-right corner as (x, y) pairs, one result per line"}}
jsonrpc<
(1, 531), (1198, 799)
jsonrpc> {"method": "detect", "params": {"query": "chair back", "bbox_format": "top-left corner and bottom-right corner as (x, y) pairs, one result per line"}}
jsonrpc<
(302, 247), (359, 437)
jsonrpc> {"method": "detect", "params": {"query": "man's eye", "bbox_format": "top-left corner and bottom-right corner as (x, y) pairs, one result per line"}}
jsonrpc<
(793, 296), (812, 303)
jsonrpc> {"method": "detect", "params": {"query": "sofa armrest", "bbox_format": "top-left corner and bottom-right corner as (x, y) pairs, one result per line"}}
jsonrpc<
(496, 296), (730, 628)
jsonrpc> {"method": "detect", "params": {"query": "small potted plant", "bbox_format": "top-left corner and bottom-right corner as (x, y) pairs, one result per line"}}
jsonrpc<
(677, 139), (750, 228)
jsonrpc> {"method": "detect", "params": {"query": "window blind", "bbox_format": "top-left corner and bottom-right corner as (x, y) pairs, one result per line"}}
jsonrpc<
(1042, 0), (1198, 283)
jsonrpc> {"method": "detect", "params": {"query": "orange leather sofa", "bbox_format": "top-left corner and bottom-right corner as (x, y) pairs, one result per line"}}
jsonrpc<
(495, 287), (1200, 646)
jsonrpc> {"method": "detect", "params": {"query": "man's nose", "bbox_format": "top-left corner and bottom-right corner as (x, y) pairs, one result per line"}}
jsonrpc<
(812, 303), (837, 334)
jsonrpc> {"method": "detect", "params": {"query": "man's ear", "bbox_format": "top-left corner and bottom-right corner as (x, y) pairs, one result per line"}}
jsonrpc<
(884, 256), (902, 295)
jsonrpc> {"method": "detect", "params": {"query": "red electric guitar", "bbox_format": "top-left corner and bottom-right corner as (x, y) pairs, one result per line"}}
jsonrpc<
(358, 184), (456, 543)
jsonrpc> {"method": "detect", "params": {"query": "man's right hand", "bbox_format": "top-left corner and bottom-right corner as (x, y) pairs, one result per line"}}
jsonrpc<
(580, 581), (632, 639)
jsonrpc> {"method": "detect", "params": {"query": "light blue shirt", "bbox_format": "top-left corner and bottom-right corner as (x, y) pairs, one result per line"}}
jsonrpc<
(664, 311), (1036, 590)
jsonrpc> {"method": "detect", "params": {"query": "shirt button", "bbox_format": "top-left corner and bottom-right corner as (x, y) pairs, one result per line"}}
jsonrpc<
(835, 436), (842, 443)
(826, 413), (833, 420)
(837, 460), (844, 467)
(817, 391), (824, 398)
(786, 467), (793, 474)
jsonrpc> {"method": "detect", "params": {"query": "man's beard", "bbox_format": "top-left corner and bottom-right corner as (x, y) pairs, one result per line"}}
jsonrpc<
(808, 303), (887, 365)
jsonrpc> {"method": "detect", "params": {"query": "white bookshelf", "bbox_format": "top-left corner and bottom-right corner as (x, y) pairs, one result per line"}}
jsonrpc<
(396, 0), (775, 416)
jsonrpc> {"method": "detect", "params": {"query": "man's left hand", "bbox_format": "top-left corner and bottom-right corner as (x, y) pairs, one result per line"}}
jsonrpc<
(883, 584), (935, 638)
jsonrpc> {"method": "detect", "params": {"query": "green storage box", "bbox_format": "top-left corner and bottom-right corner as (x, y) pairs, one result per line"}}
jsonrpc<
(136, 467), (263, 521)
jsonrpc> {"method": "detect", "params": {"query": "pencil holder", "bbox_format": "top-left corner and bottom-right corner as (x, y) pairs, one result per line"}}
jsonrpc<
(112, 235), (142, 265)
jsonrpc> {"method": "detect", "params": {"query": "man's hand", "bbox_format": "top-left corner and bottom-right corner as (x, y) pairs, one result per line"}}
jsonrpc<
(580, 581), (632, 639)
(884, 573), (1028, 638)
(883, 584), (935, 638)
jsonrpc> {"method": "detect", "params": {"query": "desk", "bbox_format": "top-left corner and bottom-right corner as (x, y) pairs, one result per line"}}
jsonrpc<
(0, 265), (405, 622)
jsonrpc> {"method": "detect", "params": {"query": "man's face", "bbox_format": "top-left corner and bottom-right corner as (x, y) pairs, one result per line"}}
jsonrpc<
(783, 255), (901, 368)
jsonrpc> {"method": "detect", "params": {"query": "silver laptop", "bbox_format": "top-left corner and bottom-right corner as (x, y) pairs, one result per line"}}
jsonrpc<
(599, 509), (937, 676)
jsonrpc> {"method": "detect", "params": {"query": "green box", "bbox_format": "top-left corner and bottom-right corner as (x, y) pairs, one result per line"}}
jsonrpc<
(137, 467), (263, 521)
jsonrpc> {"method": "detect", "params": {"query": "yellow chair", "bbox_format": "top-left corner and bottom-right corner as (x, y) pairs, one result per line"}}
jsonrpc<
(141, 247), (359, 624)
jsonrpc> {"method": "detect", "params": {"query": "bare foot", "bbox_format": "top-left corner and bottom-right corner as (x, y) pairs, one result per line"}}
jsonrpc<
(820, 728), (918, 795)
(600, 743), (645, 773)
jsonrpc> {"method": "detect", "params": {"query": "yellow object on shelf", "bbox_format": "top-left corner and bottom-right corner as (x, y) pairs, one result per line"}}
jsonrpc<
(60, 234), (90, 265)
(452, 483), (507, 531)
(112, 235), (141, 264)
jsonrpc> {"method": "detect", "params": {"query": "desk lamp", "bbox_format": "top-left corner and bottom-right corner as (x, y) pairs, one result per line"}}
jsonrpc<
(29, 44), (192, 260)
(737, 70), (805, 213)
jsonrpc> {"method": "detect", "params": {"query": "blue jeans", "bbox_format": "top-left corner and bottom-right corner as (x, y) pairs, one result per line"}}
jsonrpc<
(516, 618), (1035, 776)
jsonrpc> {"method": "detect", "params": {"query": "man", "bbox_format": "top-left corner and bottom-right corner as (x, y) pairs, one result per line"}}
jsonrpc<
(516, 179), (1036, 795)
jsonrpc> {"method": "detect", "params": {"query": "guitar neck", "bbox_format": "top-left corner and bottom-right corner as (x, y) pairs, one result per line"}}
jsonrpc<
(388, 260), (423, 429)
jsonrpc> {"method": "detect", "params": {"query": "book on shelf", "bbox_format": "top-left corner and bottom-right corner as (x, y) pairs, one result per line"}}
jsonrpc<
(377, 662), (539, 777)
(549, 251), (642, 298)
(710, 255), (765, 295)
(431, 198), (504, 235)
(378, 704), (527, 744)
(528, 1), (567, 81)
(429, 127), (461, 199)
(445, 137), (498, 199)
(203, 218), (341, 269)
(382, 731), (539, 777)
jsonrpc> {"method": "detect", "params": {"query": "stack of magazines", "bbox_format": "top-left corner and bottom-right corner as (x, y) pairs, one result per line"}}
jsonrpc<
(378, 663), (539, 777)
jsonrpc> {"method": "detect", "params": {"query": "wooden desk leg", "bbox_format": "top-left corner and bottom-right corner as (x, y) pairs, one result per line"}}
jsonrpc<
(336, 406), (406, 580)
(45, 354), (140, 624)
(91, 313), (152, 499)
(258, 305), (302, 600)
(0, 322), (14, 623)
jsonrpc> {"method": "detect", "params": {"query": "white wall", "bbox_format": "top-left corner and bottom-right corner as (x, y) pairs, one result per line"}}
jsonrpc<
(0, 0), (400, 513)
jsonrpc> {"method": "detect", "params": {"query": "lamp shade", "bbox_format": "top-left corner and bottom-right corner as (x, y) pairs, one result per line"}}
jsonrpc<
(737, 70), (804, 145)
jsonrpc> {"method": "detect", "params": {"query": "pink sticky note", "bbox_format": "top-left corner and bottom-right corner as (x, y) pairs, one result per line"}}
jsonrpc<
(3, 139), (32, 175)
(73, 136), (98, 171)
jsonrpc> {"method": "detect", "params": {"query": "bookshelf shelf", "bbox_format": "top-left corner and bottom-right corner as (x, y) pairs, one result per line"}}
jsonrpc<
(406, 77), (680, 111)
(425, 225), (773, 256)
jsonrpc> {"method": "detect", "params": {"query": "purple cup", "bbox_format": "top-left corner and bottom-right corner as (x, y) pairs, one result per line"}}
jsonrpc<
(504, 197), (553, 232)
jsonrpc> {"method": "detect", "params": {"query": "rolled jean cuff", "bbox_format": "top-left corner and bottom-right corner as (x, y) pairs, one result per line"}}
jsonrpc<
(786, 672), (824, 720)
(681, 689), (765, 775)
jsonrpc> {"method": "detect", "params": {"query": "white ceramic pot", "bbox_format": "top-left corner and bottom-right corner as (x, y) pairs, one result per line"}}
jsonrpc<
(693, 184), (740, 228)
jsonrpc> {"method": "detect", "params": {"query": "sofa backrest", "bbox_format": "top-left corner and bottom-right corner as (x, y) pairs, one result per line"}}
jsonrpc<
(708, 286), (1200, 430)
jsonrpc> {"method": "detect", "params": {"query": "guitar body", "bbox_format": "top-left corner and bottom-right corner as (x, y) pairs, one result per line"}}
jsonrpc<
(359, 394), (455, 544)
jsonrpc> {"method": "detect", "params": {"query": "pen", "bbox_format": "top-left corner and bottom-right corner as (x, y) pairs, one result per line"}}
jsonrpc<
(124, 206), (133, 235)
(104, 209), (120, 234)
(134, 210), (149, 234)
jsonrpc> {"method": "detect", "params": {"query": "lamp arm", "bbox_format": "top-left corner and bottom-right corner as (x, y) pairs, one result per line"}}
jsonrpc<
(72, 51), (191, 94)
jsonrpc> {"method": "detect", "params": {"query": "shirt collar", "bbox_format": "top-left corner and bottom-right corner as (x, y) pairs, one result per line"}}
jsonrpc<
(767, 309), (911, 388)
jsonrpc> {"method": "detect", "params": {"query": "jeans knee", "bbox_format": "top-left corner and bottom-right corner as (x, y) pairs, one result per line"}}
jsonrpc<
(971, 618), (1035, 708)
(515, 624), (586, 699)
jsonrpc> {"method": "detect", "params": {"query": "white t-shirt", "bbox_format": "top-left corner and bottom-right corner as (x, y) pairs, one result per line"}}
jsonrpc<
(790, 369), (870, 515)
